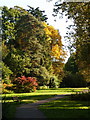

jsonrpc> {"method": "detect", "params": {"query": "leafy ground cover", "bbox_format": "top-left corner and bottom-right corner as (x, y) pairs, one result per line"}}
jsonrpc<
(1, 88), (89, 119)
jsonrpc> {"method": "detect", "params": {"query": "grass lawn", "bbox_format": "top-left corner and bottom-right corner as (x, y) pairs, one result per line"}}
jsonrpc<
(2, 88), (86, 103)
(1, 87), (89, 119)
(39, 96), (90, 119)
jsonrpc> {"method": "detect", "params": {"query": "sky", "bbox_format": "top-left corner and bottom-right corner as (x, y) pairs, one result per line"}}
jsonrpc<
(0, 0), (73, 61)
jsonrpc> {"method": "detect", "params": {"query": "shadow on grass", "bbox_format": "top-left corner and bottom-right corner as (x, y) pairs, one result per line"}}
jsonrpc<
(2, 94), (56, 120)
(2, 102), (19, 120)
(39, 96), (90, 119)
(2, 94), (56, 103)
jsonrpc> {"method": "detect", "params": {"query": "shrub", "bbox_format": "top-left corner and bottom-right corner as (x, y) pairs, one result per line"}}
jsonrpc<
(2, 62), (13, 84)
(13, 76), (38, 93)
(48, 75), (60, 88)
(39, 85), (49, 90)
(3, 89), (14, 94)
(2, 83), (14, 93)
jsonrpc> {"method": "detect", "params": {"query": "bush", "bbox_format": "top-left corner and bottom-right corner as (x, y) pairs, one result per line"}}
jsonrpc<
(2, 62), (13, 84)
(13, 76), (38, 93)
(48, 75), (60, 88)
(2, 83), (14, 93)
(39, 85), (49, 90)
(3, 89), (14, 94)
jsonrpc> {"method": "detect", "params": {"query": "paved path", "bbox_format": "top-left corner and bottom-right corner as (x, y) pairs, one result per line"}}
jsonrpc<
(15, 94), (70, 119)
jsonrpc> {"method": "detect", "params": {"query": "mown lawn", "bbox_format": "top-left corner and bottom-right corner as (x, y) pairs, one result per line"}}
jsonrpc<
(2, 87), (89, 100)
(1, 87), (89, 119)
(39, 95), (90, 119)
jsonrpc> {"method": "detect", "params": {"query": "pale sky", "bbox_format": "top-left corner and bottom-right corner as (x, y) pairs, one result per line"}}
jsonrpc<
(0, 0), (73, 61)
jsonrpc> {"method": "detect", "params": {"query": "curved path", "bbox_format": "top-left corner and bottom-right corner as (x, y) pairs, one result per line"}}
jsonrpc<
(15, 94), (70, 119)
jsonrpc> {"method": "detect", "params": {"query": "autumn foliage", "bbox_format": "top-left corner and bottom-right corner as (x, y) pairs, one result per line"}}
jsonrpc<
(42, 22), (66, 60)
(13, 76), (38, 93)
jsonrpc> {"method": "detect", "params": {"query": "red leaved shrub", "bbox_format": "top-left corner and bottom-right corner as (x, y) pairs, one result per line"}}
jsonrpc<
(13, 76), (38, 93)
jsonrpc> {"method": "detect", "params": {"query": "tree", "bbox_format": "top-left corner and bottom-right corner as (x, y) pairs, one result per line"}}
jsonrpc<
(61, 72), (87, 88)
(2, 6), (29, 79)
(52, 1), (90, 82)
(2, 5), (66, 90)
(27, 6), (48, 22)
(42, 22), (66, 60)
(64, 53), (78, 74)
(2, 6), (28, 44)
(42, 22), (66, 80)
(16, 14), (60, 86)
(61, 53), (87, 87)
(2, 6), (53, 86)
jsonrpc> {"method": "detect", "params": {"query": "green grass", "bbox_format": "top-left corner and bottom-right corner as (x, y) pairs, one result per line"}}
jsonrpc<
(2, 87), (88, 103)
(1, 87), (89, 119)
(2, 87), (89, 97)
(39, 96), (90, 119)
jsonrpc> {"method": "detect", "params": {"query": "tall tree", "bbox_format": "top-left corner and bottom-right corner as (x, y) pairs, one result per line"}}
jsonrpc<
(42, 22), (66, 79)
(42, 22), (66, 61)
(2, 6), (52, 86)
(2, 6), (28, 79)
(52, 1), (90, 82)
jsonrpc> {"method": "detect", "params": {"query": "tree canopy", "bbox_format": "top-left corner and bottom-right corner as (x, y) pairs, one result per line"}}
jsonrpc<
(2, 5), (66, 92)
(52, 1), (90, 82)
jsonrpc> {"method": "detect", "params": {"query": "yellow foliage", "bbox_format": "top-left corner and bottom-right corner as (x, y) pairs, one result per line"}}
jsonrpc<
(42, 22), (66, 60)
(3, 83), (13, 89)
(51, 44), (61, 59)
(42, 22), (61, 39)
